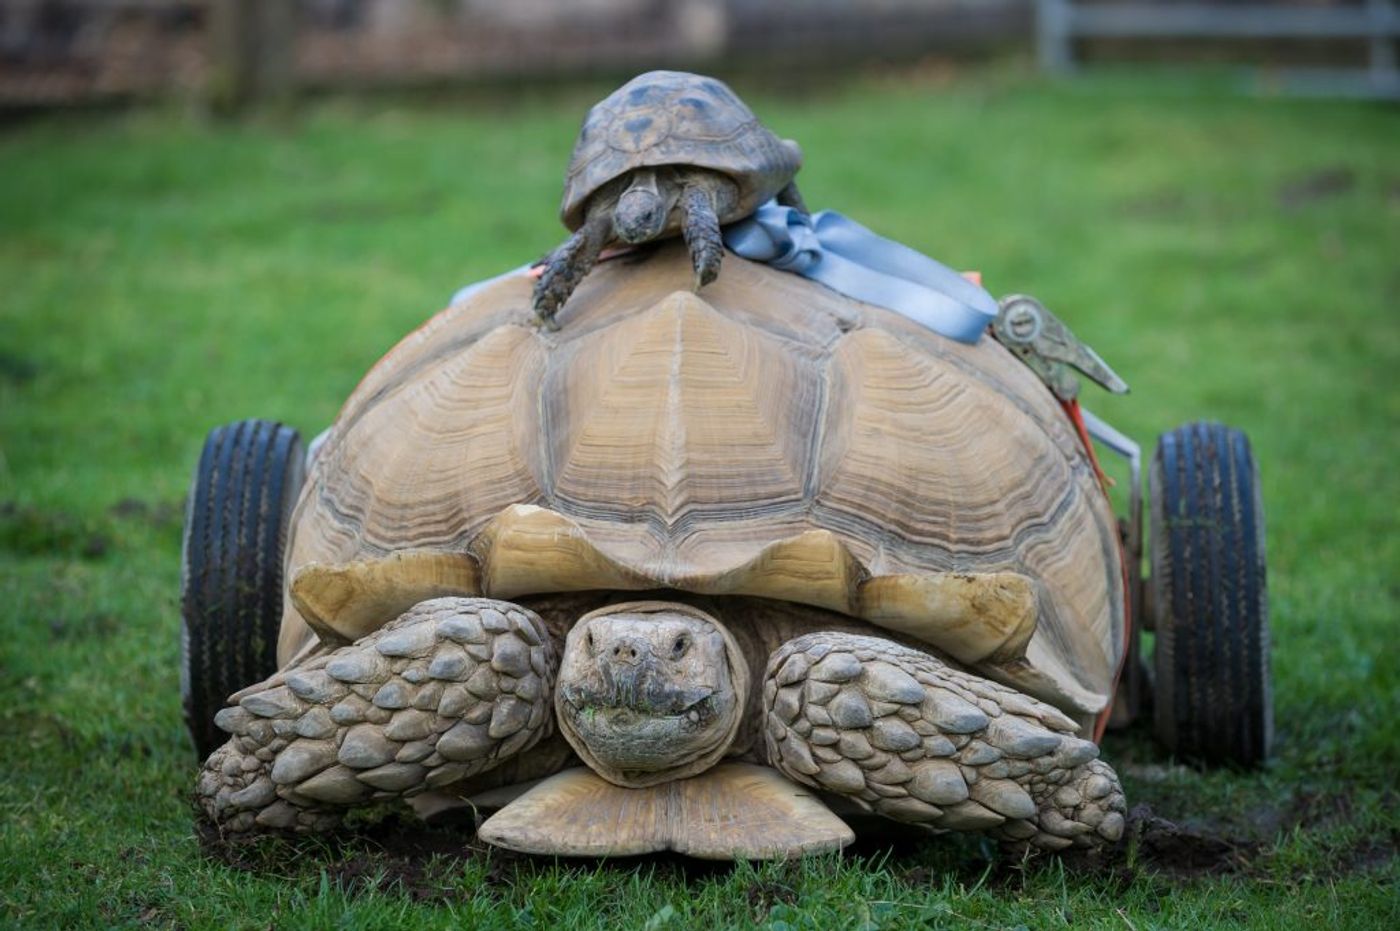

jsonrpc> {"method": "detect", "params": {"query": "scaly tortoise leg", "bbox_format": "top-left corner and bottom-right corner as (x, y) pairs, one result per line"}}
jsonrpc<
(198, 597), (556, 834)
(775, 180), (808, 215)
(763, 632), (1126, 852)
(679, 181), (724, 290)
(533, 207), (613, 328)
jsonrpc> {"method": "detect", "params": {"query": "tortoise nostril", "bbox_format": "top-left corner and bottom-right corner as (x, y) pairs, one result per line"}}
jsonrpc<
(610, 640), (642, 664)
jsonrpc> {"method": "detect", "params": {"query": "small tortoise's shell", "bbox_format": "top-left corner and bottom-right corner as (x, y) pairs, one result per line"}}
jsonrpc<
(559, 70), (802, 231)
(278, 244), (1125, 723)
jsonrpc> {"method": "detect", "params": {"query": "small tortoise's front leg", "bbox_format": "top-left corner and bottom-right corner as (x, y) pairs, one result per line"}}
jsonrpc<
(198, 597), (556, 835)
(533, 207), (613, 328)
(775, 180), (808, 215)
(763, 633), (1126, 852)
(680, 181), (724, 291)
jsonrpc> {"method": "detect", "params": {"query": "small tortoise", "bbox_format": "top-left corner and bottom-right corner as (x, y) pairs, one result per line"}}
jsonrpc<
(533, 70), (805, 327)
(191, 247), (1152, 857)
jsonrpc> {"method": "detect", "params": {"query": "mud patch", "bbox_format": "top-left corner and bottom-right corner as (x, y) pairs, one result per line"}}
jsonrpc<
(1286, 788), (1358, 832)
(0, 349), (40, 385)
(108, 496), (184, 533)
(329, 840), (476, 902)
(194, 791), (1392, 899)
(49, 611), (121, 641)
(0, 502), (109, 559)
(1335, 832), (1400, 877)
(1123, 804), (1260, 878)
(199, 811), (496, 904)
(1278, 167), (1355, 209)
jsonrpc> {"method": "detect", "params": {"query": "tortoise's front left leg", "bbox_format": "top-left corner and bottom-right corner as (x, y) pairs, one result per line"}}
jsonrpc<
(198, 597), (556, 835)
(775, 180), (808, 215)
(679, 179), (725, 291)
(763, 633), (1126, 852)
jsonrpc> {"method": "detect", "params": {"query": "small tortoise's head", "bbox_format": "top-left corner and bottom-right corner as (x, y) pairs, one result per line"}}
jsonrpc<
(611, 169), (675, 244)
(556, 601), (748, 788)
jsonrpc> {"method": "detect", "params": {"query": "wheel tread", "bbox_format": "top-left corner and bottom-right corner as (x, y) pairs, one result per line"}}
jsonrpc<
(1150, 421), (1270, 766)
(181, 419), (304, 759)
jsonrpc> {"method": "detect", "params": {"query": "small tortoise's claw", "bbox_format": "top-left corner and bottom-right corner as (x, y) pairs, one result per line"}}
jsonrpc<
(197, 597), (556, 835)
(531, 216), (610, 330)
(531, 268), (565, 330)
(763, 632), (1127, 853)
(692, 248), (721, 292)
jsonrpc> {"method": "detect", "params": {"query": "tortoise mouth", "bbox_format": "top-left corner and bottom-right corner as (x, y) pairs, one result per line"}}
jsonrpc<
(560, 680), (716, 718)
(558, 687), (734, 777)
(560, 688), (716, 716)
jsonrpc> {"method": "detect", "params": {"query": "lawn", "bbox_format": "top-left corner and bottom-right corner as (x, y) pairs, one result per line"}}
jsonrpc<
(1, 67), (1396, 929)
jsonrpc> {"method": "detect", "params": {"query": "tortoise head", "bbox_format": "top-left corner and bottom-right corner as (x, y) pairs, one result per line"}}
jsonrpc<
(555, 601), (749, 788)
(612, 168), (676, 244)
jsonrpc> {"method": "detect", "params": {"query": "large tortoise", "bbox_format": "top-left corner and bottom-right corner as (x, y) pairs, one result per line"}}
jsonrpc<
(185, 244), (1270, 859)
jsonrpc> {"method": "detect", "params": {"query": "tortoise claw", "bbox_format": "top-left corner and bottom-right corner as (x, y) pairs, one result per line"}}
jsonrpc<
(532, 210), (613, 328)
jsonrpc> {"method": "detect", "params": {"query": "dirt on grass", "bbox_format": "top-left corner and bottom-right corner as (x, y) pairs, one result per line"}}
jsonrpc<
(1276, 166), (1356, 209)
(191, 787), (1400, 909)
(0, 501), (110, 560)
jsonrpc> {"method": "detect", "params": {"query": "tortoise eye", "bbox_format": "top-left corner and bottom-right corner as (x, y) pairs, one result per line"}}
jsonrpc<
(586, 630), (596, 654)
(671, 634), (690, 659)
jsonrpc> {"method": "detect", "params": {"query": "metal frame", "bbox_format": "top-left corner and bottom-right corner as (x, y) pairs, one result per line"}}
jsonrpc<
(1079, 407), (1149, 727)
(1080, 407), (1142, 583)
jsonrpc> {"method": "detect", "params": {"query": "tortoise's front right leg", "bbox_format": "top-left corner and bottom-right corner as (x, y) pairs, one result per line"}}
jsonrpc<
(532, 207), (613, 328)
(763, 633), (1126, 853)
(199, 597), (556, 835)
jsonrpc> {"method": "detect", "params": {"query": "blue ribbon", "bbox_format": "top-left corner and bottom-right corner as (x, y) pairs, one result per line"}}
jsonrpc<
(723, 203), (997, 344)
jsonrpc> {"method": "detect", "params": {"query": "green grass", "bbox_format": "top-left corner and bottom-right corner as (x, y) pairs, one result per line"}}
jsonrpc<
(1, 67), (1397, 928)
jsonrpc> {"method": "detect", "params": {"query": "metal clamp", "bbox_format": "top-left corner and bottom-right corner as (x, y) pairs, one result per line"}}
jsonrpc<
(993, 294), (1129, 401)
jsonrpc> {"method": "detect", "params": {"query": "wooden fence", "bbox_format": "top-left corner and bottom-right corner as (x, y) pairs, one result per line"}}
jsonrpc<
(1037, 0), (1399, 97)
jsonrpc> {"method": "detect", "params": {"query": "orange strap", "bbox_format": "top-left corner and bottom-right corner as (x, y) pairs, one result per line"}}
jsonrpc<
(1061, 398), (1113, 492)
(1060, 399), (1131, 741)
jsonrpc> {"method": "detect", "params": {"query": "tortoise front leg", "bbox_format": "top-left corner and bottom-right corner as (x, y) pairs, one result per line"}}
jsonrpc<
(533, 206), (613, 328)
(775, 180), (808, 215)
(680, 178), (725, 291)
(763, 632), (1126, 852)
(198, 597), (556, 835)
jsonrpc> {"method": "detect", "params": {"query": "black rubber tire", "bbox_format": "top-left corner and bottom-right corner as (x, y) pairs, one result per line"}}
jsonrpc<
(1149, 421), (1271, 767)
(180, 420), (304, 760)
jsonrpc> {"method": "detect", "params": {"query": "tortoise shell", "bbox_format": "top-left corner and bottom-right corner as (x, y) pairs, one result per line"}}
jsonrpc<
(278, 244), (1125, 721)
(559, 71), (802, 232)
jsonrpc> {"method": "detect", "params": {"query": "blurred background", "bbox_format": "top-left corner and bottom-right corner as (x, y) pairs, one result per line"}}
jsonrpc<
(1, 1), (1397, 926)
(1, 0), (1396, 111)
